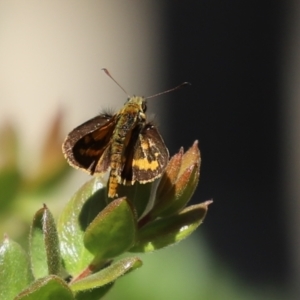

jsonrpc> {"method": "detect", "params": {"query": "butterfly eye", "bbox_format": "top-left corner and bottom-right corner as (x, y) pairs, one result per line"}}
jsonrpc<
(142, 102), (147, 112)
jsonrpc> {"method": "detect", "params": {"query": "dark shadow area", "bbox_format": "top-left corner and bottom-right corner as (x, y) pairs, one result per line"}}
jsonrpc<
(162, 1), (288, 286)
(79, 186), (108, 230)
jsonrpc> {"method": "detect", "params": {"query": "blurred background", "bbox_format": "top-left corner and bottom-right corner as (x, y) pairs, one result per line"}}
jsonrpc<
(0, 1), (296, 299)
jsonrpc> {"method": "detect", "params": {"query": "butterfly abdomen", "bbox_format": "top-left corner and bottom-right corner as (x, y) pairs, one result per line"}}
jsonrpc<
(108, 100), (145, 197)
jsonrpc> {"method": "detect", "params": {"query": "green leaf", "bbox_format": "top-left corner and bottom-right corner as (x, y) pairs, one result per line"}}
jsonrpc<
(0, 167), (22, 210)
(117, 180), (155, 218)
(0, 236), (34, 300)
(22, 111), (71, 195)
(74, 283), (114, 300)
(0, 123), (18, 169)
(131, 201), (211, 252)
(84, 197), (137, 260)
(57, 177), (107, 276)
(15, 275), (74, 300)
(0, 123), (22, 210)
(70, 257), (142, 292)
(30, 205), (61, 278)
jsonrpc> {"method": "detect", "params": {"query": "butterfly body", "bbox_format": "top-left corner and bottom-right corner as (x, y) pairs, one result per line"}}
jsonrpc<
(63, 96), (169, 198)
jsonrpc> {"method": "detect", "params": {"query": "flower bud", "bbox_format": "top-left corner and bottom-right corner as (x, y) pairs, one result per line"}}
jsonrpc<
(150, 140), (201, 218)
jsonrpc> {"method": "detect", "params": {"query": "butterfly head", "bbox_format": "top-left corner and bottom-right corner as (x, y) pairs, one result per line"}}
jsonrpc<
(124, 96), (147, 122)
(126, 96), (146, 110)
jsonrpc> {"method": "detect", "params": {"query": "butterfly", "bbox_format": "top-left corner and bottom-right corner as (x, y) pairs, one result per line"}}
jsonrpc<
(62, 69), (189, 198)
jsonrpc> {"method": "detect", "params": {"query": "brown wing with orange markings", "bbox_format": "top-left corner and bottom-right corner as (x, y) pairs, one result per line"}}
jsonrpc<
(121, 123), (169, 185)
(62, 114), (116, 175)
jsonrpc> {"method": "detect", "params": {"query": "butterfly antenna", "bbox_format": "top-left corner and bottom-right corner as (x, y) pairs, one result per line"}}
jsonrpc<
(146, 82), (191, 99)
(102, 68), (130, 97)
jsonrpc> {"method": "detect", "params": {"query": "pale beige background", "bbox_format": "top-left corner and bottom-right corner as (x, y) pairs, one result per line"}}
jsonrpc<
(0, 1), (169, 228)
(0, 1), (166, 174)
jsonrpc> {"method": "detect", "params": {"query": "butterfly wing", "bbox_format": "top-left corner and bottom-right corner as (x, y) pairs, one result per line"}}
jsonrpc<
(121, 123), (169, 184)
(62, 114), (116, 174)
